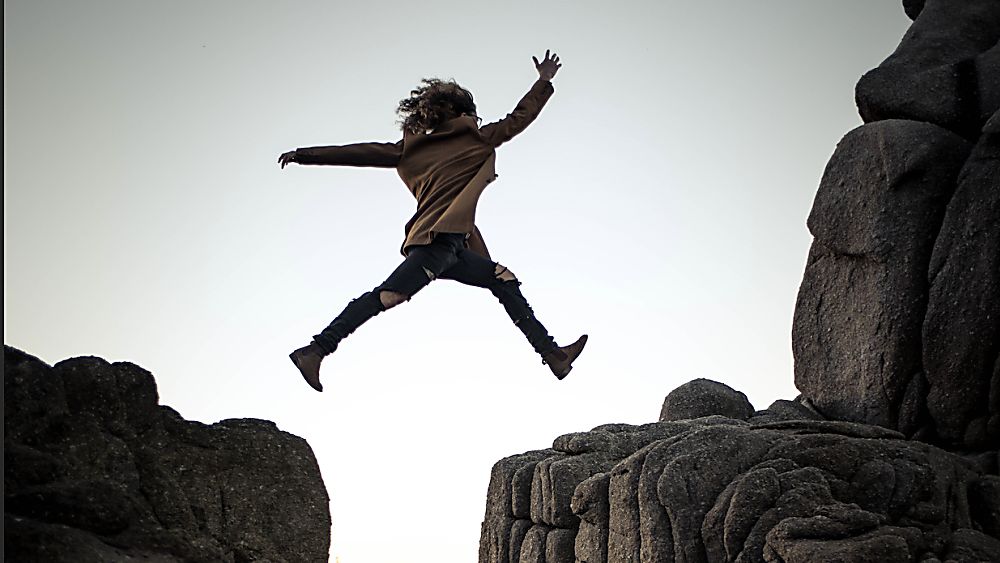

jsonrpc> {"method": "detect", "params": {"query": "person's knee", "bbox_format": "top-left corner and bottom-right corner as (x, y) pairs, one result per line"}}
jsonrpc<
(379, 290), (408, 309)
(494, 263), (517, 282)
(491, 264), (520, 298)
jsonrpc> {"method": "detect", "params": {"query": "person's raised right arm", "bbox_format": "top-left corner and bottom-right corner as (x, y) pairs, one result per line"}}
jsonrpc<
(279, 140), (403, 169)
(479, 50), (562, 147)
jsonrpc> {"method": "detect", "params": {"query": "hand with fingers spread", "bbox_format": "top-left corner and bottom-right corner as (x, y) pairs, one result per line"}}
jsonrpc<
(278, 150), (298, 169)
(533, 50), (562, 82)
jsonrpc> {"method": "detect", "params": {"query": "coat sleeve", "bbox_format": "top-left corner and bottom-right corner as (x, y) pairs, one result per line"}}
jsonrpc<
(479, 80), (555, 147)
(294, 140), (403, 167)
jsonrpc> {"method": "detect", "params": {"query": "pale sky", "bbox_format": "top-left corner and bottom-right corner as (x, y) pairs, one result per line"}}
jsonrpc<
(5, 2), (911, 561)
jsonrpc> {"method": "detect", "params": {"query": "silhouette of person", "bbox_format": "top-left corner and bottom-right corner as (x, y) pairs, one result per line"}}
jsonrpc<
(280, 51), (586, 392)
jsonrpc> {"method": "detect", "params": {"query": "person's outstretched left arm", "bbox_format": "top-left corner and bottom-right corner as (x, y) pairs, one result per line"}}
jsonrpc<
(278, 140), (403, 169)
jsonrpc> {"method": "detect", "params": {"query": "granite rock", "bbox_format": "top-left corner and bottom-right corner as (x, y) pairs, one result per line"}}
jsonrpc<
(923, 111), (1000, 447)
(4, 346), (331, 563)
(479, 405), (996, 563)
(659, 378), (755, 422)
(792, 119), (970, 431)
(856, 0), (1000, 138)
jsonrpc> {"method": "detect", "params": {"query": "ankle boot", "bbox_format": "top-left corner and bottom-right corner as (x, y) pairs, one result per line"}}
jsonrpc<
(290, 342), (326, 392)
(543, 335), (588, 380)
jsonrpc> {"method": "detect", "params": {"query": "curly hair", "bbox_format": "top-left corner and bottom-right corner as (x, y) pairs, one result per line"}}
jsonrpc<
(396, 78), (477, 134)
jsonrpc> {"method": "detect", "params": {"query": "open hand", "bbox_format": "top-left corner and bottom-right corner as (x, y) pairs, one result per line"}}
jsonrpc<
(532, 50), (562, 81)
(278, 150), (297, 169)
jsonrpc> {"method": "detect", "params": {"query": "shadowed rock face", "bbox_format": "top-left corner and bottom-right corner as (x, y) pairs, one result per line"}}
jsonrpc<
(4, 346), (331, 563)
(856, 0), (1000, 139)
(796, 0), (1000, 447)
(922, 113), (1000, 446)
(792, 119), (970, 432)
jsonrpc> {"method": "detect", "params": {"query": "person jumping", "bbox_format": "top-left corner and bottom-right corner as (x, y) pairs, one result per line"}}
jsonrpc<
(279, 50), (587, 392)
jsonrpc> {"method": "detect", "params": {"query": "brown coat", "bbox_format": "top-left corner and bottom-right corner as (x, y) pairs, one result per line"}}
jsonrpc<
(295, 79), (555, 258)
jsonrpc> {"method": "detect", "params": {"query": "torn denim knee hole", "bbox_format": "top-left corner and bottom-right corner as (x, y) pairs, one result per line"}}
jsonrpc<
(494, 264), (517, 282)
(379, 290), (410, 307)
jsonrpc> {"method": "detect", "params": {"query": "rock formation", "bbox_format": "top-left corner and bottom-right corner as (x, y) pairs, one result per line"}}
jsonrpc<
(4, 346), (331, 562)
(479, 1), (999, 561)
(797, 0), (1000, 448)
(791, 120), (970, 433)
(479, 383), (999, 563)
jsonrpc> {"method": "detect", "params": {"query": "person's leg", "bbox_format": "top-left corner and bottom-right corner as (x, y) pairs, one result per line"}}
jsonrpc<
(291, 234), (464, 391)
(314, 234), (464, 353)
(440, 249), (560, 356)
(440, 249), (586, 377)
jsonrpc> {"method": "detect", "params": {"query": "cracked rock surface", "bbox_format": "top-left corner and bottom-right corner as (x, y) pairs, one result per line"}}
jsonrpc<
(4, 345), (331, 562)
(479, 390), (999, 563)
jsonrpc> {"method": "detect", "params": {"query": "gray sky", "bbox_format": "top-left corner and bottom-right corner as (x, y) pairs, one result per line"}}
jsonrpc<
(5, 1), (911, 561)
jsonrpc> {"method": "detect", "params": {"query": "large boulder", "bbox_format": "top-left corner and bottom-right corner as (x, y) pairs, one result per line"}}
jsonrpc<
(923, 111), (1000, 447)
(4, 346), (331, 562)
(659, 378), (755, 422)
(792, 119), (970, 431)
(855, 0), (1000, 138)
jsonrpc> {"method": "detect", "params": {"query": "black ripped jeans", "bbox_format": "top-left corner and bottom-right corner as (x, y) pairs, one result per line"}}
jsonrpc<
(312, 233), (558, 357)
